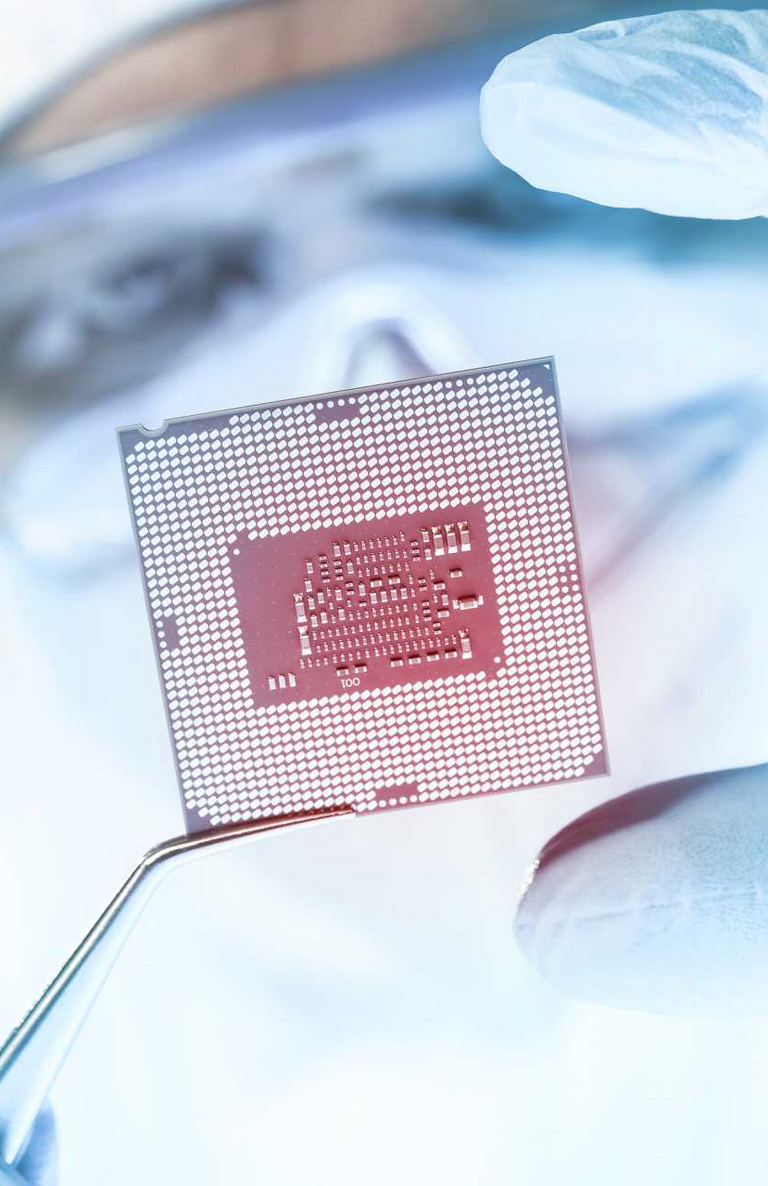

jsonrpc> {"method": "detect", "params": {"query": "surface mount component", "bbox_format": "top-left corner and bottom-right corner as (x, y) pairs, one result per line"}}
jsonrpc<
(119, 359), (606, 832)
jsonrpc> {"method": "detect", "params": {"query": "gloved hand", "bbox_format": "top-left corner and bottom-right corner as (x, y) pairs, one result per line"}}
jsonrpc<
(0, 1108), (57, 1186)
(481, 8), (768, 220)
(480, 9), (768, 1014)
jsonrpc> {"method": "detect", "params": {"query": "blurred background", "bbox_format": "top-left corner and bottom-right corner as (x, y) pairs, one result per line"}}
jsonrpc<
(0, 2), (767, 1184)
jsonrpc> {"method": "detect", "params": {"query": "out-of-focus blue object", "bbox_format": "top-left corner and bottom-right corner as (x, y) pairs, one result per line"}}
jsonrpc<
(481, 8), (768, 219)
(0, 1108), (57, 1186)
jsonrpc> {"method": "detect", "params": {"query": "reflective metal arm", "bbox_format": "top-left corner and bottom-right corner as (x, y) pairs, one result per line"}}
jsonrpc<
(0, 806), (353, 1168)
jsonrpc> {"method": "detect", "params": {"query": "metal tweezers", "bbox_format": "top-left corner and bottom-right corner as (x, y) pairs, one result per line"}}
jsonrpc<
(0, 806), (353, 1173)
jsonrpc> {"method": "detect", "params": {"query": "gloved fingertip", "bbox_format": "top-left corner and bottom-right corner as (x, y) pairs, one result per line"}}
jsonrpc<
(515, 764), (768, 1014)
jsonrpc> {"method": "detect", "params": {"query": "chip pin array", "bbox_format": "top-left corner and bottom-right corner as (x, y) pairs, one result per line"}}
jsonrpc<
(120, 360), (605, 831)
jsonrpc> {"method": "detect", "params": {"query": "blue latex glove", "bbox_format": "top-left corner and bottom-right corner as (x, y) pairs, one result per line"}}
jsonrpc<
(1, 1109), (57, 1186)
(481, 8), (768, 220)
(481, 9), (768, 1014)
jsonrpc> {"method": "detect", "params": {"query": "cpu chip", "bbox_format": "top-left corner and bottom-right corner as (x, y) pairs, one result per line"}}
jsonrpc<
(119, 359), (606, 831)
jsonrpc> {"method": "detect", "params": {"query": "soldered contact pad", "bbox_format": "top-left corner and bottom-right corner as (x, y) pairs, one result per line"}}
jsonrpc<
(119, 359), (606, 832)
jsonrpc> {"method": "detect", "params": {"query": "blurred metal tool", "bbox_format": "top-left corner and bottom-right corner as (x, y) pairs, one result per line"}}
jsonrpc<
(0, 805), (353, 1171)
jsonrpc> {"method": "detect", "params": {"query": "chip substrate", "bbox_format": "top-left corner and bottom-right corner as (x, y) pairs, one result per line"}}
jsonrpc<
(119, 359), (606, 831)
